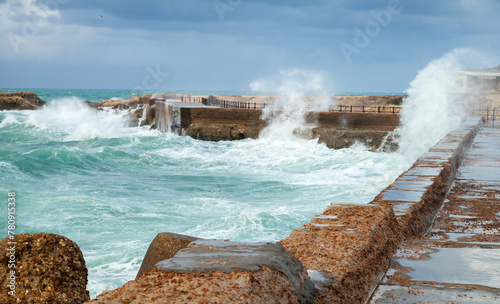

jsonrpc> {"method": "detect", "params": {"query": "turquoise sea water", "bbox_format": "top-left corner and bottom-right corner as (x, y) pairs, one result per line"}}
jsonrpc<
(0, 89), (411, 298)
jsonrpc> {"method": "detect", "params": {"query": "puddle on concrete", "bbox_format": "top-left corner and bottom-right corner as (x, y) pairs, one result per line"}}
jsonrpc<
(370, 284), (500, 304)
(392, 203), (415, 214)
(446, 232), (477, 242)
(458, 166), (500, 181)
(396, 247), (500, 289)
(392, 181), (433, 191)
(312, 215), (338, 220)
(449, 214), (476, 219)
(420, 151), (454, 160)
(405, 167), (442, 177)
(383, 190), (426, 202)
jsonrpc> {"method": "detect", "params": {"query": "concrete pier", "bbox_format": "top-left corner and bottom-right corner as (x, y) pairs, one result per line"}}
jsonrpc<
(155, 102), (400, 151)
(370, 122), (500, 303)
(89, 116), (496, 303)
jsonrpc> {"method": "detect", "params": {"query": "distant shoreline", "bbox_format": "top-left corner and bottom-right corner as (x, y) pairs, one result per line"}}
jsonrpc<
(0, 87), (407, 97)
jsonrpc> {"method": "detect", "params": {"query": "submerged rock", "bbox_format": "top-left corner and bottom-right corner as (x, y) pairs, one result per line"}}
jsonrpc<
(0, 91), (47, 110)
(0, 233), (90, 303)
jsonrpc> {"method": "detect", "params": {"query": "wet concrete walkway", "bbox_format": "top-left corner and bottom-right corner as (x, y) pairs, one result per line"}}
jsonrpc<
(371, 123), (500, 303)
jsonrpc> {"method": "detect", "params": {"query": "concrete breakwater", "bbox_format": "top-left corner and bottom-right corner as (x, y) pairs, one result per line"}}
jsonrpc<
(1, 117), (484, 303)
(371, 121), (500, 303)
(83, 116), (483, 303)
(155, 101), (400, 151)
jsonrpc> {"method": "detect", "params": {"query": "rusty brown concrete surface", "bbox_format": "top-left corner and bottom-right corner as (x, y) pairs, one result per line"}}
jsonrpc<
(135, 232), (198, 279)
(280, 204), (402, 304)
(371, 121), (500, 304)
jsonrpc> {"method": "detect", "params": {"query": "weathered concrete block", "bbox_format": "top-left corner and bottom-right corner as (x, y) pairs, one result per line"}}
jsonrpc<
(0, 233), (90, 304)
(371, 116), (484, 239)
(92, 240), (316, 304)
(136, 232), (198, 279)
(299, 128), (398, 152)
(280, 204), (401, 304)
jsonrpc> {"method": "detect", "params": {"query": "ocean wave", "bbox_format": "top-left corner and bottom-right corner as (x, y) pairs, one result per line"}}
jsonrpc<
(0, 114), (20, 128)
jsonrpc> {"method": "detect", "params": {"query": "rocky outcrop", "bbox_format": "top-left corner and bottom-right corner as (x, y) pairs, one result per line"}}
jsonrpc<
(0, 91), (47, 110)
(142, 106), (156, 126)
(87, 95), (157, 127)
(89, 240), (316, 304)
(136, 232), (198, 279)
(0, 233), (90, 303)
(93, 95), (152, 109)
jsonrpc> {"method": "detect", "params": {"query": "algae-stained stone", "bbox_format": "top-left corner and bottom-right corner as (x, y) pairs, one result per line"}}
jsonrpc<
(92, 240), (317, 304)
(0, 233), (90, 304)
(135, 232), (198, 279)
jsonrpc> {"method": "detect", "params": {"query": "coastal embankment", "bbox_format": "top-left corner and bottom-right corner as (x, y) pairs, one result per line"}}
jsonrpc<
(84, 116), (484, 303)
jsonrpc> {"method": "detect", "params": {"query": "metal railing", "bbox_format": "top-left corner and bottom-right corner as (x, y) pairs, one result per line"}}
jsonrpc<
(471, 108), (499, 122)
(328, 105), (402, 114)
(201, 98), (498, 122)
(202, 97), (403, 114)
(202, 97), (267, 110)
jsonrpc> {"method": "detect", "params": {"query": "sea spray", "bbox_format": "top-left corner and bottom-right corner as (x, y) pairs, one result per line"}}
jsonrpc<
(250, 69), (333, 139)
(397, 49), (480, 162)
(23, 97), (153, 141)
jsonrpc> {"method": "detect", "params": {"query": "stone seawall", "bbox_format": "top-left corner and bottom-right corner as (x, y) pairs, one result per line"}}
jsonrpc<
(87, 117), (484, 304)
(155, 103), (400, 151)
(370, 116), (483, 239)
(278, 116), (484, 303)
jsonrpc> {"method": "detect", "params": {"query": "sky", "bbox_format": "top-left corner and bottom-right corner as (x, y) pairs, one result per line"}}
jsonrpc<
(0, 0), (499, 92)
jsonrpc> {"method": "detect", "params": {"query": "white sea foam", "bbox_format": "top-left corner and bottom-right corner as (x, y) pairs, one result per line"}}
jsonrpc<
(22, 97), (156, 141)
(0, 114), (20, 128)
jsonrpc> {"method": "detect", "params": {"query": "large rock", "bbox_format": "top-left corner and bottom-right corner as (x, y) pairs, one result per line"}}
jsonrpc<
(90, 240), (316, 303)
(0, 233), (90, 303)
(136, 232), (198, 279)
(145, 106), (156, 125)
(0, 91), (47, 110)
(139, 106), (156, 127)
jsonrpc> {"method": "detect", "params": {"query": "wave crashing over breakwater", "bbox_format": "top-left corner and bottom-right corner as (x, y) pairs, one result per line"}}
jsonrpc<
(0, 90), (410, 297)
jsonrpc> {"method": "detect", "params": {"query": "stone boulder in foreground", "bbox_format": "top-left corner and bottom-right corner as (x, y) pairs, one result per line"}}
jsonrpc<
(0, 233), (90, 304)
(0, 91), (47, 110)
(89, 240), (316, 304)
